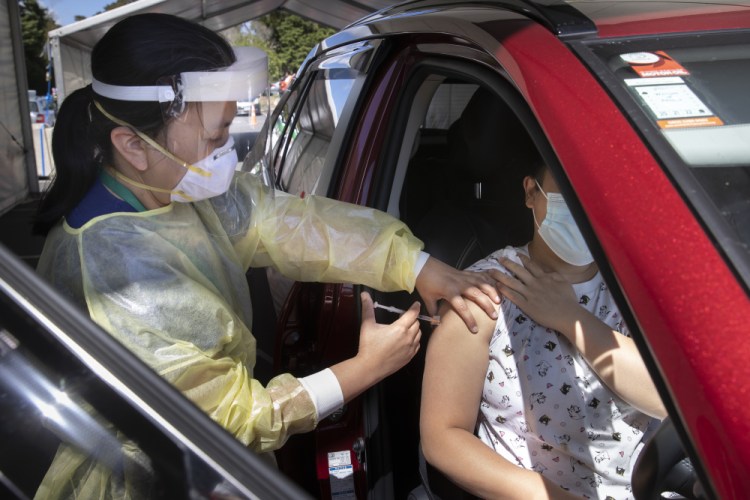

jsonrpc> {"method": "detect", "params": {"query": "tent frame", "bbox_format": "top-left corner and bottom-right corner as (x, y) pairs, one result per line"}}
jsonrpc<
(48, 0), (396, 102)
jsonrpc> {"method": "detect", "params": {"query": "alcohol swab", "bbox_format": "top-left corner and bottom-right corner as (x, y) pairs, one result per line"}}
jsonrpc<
(373, 301), (441, 325)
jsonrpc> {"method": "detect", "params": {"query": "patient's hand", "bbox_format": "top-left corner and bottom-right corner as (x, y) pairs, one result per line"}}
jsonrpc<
(492, 255), (580, 332)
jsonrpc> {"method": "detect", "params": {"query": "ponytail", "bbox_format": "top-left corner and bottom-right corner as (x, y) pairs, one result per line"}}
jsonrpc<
(32, 87), (110, 235)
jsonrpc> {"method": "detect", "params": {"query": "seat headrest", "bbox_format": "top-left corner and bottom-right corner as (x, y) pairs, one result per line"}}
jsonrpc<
(448, 88), (537, 182)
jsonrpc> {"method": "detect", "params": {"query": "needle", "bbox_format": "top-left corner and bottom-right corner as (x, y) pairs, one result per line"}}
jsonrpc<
(373, 301), (441, 325)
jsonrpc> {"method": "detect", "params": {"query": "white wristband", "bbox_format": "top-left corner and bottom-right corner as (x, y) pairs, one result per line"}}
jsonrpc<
(414, 251), (430, 277)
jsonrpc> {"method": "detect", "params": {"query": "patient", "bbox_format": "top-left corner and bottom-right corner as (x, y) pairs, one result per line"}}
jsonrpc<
(420, 157), (666, 499)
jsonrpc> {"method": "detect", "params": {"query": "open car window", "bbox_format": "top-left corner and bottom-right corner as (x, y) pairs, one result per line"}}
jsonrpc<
(273, 41), (378, 197)
(578, 31), (750, 285)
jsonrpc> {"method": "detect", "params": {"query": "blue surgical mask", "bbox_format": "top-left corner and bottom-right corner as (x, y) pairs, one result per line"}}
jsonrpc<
(533, 180), (594, 266)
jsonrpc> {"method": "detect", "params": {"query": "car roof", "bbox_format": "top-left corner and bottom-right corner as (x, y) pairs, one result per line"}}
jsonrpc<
(571, 0), (750, 37)
(349, 0), (750, 40)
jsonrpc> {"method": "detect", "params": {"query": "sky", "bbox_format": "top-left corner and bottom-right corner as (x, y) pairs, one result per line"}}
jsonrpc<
(41, 0), (114, 27)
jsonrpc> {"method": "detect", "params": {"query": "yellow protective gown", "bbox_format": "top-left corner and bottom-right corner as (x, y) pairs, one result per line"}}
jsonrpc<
(34, 171), (423, 498)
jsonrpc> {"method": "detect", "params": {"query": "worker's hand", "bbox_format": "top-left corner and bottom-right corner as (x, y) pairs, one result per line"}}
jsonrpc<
(415, 257), (500, 333)
(357, 291), (422, 378)
(493, 255), (579, 332)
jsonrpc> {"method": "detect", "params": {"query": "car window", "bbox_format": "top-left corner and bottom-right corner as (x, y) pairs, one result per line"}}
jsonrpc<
(0, 245), (309, 499)
(274, 41), (377, 196)
(580, 31), (750, 283)
(0, 328), (246, 499)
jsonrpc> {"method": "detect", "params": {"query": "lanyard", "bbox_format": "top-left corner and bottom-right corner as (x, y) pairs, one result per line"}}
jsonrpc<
(100, 169), (148, 212)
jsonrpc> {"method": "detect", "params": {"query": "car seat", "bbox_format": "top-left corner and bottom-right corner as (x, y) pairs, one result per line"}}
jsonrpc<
(402, 86), (534, 269)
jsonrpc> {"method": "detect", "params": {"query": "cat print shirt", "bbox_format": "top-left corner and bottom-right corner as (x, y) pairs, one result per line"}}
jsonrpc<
(468, 246), (657, 500)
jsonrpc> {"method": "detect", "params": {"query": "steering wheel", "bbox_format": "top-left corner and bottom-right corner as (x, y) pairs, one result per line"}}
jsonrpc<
(631, 416), (706, 499)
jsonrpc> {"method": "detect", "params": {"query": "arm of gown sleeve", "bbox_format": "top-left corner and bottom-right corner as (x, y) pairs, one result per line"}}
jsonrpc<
(240, 182), (425, 292)
(171, 353), (317, 453)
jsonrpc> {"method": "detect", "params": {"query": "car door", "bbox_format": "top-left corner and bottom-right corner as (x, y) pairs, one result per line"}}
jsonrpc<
(247, 38), (397, 499)
(330, 25), (686, 499)
(0, 243), (310, 499)
(251, 27), (595, 499)
(253, 25), (573, 497)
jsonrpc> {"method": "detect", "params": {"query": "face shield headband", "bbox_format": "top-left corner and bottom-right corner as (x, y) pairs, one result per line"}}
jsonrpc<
(91, 46), (268, 120)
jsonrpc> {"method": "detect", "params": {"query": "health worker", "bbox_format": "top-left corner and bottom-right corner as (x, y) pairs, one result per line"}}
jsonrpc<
(32, 13), (500, 499)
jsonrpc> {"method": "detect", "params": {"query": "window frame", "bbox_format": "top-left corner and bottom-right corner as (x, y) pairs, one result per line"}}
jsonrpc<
(273, 40), (383, 197)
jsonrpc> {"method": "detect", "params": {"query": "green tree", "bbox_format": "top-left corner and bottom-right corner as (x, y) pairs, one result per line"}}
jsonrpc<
(20, 0), (57, 94)
(226, 11), (334, 85)
(102, 0), (136, 11)
(260, 10), (335, 80)
(226, 21), (283, 84)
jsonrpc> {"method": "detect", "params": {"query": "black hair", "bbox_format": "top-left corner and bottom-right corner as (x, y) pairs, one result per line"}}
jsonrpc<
(33, 13), (235, 235)
(527, 154), (547, 182)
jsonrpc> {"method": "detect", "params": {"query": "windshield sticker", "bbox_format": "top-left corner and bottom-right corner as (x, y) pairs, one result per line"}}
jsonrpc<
(657, 116), (725, 129)
(625, 76), (684, 87)
(621, 51), (689, 77)
(633, 84), (724, 129)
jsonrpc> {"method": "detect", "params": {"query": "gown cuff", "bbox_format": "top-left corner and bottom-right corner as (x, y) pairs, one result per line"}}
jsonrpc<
(414, 251), (430, 278)
(299, 368), (345, 420)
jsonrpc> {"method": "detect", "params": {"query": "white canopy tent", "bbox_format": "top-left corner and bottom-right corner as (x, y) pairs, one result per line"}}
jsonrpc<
(0, 0), (396, 217)
(49, 0), (398, 103)
(1, 0), (37, 214)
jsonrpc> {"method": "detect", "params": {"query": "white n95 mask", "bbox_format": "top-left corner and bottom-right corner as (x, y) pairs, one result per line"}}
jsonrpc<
(533, 180), (594, 266)
(170, 136), (238, 202)
(93, 100), (238, 203)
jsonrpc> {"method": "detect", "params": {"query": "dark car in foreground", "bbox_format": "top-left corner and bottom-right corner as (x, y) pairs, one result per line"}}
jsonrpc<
(246, 0), (750, 498)
(0, 241), (311, 499)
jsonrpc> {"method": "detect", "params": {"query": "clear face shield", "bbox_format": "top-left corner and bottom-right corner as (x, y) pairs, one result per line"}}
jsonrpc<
(92, 47), (273, 200)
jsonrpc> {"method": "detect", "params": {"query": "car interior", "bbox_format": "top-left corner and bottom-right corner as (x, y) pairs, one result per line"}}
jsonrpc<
(399, 83), (535, 267)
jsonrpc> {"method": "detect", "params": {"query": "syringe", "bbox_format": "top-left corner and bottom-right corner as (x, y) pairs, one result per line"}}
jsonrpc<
(373, 301), (441, 326)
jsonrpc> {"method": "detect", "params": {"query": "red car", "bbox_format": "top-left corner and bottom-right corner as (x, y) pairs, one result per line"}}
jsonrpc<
(248, 0), (750, 498)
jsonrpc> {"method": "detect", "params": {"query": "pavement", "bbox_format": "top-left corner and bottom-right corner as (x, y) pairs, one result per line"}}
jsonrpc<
(231, 113), (266, 160)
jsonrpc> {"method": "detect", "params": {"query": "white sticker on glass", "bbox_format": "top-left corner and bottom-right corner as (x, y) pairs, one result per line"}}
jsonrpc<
(635, 84), (714, 120)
